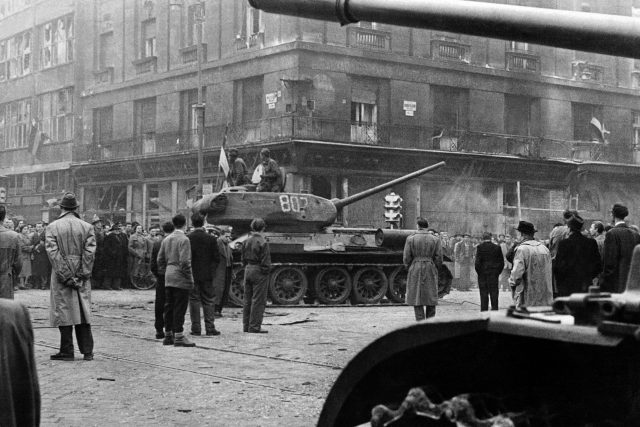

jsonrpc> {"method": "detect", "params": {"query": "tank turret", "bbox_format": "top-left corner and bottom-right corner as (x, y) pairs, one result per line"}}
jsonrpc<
(192, 161), (444, 233)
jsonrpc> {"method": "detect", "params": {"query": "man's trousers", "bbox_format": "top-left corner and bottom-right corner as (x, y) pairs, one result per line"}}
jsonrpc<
(164, 287), (190, 334)
(189, 279), (216, 334)
(242, 266), (268, 332)
(478, 272), (500, 311)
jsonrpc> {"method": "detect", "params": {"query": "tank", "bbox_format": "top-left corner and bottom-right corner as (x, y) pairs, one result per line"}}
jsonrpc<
(193, 162), (445, 306)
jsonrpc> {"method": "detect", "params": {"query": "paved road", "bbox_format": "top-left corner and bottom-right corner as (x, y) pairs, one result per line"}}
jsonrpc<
(15, 288), (514, 426)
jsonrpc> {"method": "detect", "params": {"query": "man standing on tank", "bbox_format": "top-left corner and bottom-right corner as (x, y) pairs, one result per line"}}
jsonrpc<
(403, 217), (443, 321)
(256, 148), (283, 192)
(241, 218), (271, 333)
(228, 148), (249, 187)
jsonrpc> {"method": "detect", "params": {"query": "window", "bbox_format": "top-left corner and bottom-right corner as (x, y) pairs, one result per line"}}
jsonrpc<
(99, 32), (114, 69)
(505, 95), (536, 136)
(0, 40), (7, 81)
(93, 106), (113, 146)
(351, 102), (377, 125)
(633, 112), (640, 150)
(41, 15), (74, 69)
(186, 3), (205, 47)
(0, 0), (31, 19)
(241, 76), (263, 123)
(6, 31), (31, 78)
(134, 97), (156, 153)
(572, 102), (603, 141)
(248, 7), (261, 35)
(37, 88), (74, 143)
(2, 99), (32, 149)
(141, 19), (156, 58)
(0, 105), (5, 149)
(431, 85), (469, 131)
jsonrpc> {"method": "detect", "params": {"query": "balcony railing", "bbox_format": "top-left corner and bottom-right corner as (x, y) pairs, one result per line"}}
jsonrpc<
(347, 27), (391, 51)
(71, 117), (639, 166)
(132, 56), (157, 74)
(93, 67), (114, 85)
(180, 43), (207, 64)
(572, 61), (604, 82)
(430, 39), (470, 63)
(505, 50), (540, 73)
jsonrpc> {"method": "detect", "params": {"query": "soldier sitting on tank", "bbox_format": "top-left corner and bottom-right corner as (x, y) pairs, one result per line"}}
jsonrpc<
(228, 148), (249, 187)
(256, 148), (283, 192)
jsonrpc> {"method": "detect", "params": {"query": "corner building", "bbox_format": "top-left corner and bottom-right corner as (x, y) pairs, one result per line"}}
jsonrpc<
(2, 0), (640, 235)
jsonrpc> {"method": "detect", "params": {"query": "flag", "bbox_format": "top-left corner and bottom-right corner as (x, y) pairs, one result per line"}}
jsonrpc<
(219, 145), (230, 178)
(27, 119), (49, 159)
(590, 117), (609, 143)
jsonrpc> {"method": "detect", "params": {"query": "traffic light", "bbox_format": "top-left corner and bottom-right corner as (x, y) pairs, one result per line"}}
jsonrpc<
(384, 191), (403, 229)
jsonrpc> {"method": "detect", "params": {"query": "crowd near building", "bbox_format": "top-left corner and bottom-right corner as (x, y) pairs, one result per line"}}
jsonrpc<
(1, 0), (640, 235)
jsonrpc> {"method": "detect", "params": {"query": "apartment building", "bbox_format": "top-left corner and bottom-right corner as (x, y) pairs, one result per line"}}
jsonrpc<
(2, 0), (640, 234)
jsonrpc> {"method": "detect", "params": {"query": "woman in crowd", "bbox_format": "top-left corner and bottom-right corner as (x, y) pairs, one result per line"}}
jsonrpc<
(17, 226), (33, 289)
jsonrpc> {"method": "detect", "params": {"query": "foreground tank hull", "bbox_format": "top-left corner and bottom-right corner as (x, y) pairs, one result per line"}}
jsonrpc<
(319, 313), (640, 426)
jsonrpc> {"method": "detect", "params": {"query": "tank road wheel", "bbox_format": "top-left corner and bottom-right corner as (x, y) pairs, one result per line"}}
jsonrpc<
(351, 267), (388, 304)
(386, 266), (408, 303)
(314, 267), (352, 305)
(228, 266), (245, 307)
(269, 267), (308, 305)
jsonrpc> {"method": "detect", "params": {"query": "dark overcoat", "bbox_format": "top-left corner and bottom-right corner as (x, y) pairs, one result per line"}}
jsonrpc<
(188, 228), (219, 281)
(474, 241), (505, 276)
(103, 231), (129, 278)
(553, 232), (602, 296)
(600, 223), (640, 293)
(403, 230), (443, 306)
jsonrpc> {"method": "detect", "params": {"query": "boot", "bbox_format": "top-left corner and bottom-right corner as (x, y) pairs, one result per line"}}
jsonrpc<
(173, 332), (196, 347)
(162, 331), (174, 346)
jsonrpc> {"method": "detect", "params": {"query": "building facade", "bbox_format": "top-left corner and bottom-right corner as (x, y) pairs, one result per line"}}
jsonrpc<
(2, 0), (640, 235)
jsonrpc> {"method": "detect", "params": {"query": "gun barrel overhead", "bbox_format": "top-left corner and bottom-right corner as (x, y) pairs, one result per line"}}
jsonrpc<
(248, 0), (640, 59)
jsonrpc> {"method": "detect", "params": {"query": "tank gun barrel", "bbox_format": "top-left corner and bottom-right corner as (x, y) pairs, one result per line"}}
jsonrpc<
(248, 0), (640, 59)
(332, 161), (445, 211)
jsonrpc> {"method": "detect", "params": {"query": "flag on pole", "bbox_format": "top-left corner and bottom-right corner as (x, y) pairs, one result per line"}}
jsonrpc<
(28, 119), (49, 159)
(219, 145), (230, 178)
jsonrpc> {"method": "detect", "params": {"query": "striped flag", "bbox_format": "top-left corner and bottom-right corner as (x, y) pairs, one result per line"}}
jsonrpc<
(219, 145), (230, 178)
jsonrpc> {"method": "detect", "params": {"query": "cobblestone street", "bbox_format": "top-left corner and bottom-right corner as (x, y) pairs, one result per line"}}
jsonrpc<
(16, 289), (514, 426)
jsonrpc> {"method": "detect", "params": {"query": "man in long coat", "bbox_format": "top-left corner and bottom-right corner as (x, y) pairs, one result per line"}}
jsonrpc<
(102, 223), (128, 290)
(45, 193), (97, 361)
(0, 205), (21, 299)
(553, 214), (602, 296)
(474, 232), (504, 311)
(600, 204), (640, 293)
(0, 299), (40, 427)
(403, 217), (443, 321)
(509, 220), (553, 308)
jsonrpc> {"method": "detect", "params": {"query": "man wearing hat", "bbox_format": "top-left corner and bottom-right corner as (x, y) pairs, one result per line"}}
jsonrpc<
(553, 213), (602, 296)
(0, 204), (22, 299)
(600, 204), (640, 293)
(45, 192), (97, 361)
(228, 148), (249, 187)
(509, 220), (553, 308)
(256, 148), (283, 192)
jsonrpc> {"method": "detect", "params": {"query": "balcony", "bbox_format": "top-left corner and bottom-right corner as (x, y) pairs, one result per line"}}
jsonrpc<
(572, 61), (604, 82)
(235, 32), (264, 50)
(430, 39), (470, 63)
(93, 67), (114, 85)
(71, 117), (639, 166)
(347, 27), (391, 51)
(132, 56), (157, 75)
(505, 50), (540, 73)
(180, 43), (207, 64)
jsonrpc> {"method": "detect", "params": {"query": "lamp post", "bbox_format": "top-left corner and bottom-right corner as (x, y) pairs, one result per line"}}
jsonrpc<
(194, 1), (206, 199)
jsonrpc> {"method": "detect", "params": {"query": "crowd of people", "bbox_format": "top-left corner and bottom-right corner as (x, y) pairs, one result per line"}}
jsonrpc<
(403, 203), (640, 320)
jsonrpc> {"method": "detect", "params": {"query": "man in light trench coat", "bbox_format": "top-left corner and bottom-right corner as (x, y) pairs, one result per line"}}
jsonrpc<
(45, 193), (97, 361)
(403, 217), (443, 320)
